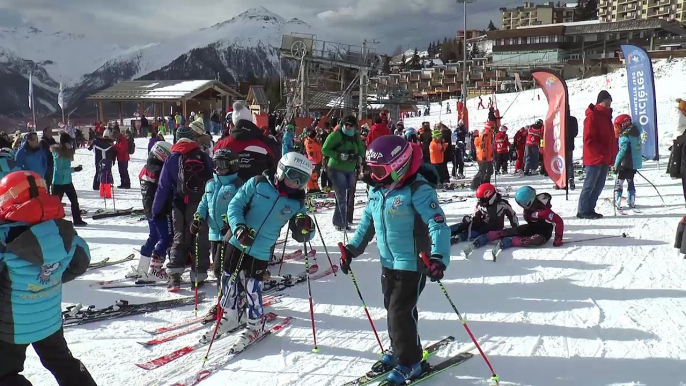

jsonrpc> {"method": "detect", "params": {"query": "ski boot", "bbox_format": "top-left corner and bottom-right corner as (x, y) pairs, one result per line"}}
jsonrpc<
(125, 255), (150, 279)
(200, 307), (241, 343)
(463, 234), (488, 259)
(232, 318), (263, 352)
(568, 177), (575, 190)
(136, 255), (169, 283)
(385, 362), (424, 385)
(492, 237), (513, 261)
(190, 270), (207, 287)
(167, 273), (182, 292)
(370, 348), (396, 374)
(614, 190), (623, 209)
(628, 191), (636, 208)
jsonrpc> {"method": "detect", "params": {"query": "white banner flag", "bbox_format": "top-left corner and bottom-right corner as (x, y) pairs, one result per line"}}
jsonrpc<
(514, 73), (523, 92)
(28, 72), (33, 109)
(58, 80), (64, 110)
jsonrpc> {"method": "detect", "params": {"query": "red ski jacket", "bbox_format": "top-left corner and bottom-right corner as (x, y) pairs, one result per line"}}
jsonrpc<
(582, 103), (616, 166)
(526, 126), (543, 147)
(494, 132), (510, 154)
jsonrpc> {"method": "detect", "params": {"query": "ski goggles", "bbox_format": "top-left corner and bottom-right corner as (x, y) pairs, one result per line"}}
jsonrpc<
(213, 158), (238, 172)
(282, 167), (310, 188)
(368, 148), (412, 182)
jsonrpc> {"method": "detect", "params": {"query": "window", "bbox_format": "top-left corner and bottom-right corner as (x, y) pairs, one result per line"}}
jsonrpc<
(541, 36), (549, 43)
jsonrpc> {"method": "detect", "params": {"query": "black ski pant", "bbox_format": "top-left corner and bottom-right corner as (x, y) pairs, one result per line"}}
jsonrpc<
(167, 203), (210, 281)
(0, 328), (96, 386)
(92, 162), (100, 191)
(452, 147), (464, 177)
(44, 167), (53, 195)
(495, 153), (509, 173)
(52, 183), (83, 223)
(117, 160), (130, 188)
(471, 161), (493, 190)
(210, 241), (225, 280)
(382, 267), (426, 367)
(433, 162), (450, 184)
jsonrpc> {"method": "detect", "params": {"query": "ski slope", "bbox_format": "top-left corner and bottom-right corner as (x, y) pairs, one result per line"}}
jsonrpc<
(22, 60), (686, 386)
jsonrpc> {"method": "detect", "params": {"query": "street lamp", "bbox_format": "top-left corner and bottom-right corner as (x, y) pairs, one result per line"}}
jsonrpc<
(456, 0), (475, 102)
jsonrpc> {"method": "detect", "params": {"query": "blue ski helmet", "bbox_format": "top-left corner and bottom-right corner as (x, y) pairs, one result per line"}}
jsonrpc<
(514, 186), (536, 209)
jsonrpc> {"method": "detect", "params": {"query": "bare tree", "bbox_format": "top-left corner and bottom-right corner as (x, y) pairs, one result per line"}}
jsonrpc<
(391, 45), (403, 57)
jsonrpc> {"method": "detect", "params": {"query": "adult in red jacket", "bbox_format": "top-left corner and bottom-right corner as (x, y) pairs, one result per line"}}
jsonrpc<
(513, 127), (527, 172)
(577, 90), (614, 219)
(366, 116), (391, 147)
(111, 128), (131, 189)
(213, 101), (279, 181)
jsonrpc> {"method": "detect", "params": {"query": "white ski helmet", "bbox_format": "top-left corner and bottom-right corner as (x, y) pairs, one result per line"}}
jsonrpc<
(150, 141), (172, 162)
(276, 152), (313, 189)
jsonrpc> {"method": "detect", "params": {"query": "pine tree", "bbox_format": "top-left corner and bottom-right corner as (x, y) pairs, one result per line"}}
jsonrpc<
(487, 20), (497, 31)
(576, 0), (598, 20)
(381, 55), (391, 74)
(469, 43), (480, 59)
(428, 42), (434, 57)
(400, 53), (407, 70)
(411, 48), (421, 70)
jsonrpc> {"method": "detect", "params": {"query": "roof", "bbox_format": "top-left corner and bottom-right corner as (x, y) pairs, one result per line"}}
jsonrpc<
(564, 19), (686, 36)
(247, 85), (269, 107)
(308, 92), (355, 110)
(86, 80), (242, 102)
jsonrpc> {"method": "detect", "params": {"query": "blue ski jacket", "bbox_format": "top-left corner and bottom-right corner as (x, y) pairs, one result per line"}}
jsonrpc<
(227, 173), (314, 261)
(0, 219), (90, 344)
(196, 174), (243, 241)
(282, 130), (295, 156)
(0, 152), (19, 180)
(15, 142), (47, 177)
(614, 124), (643, 171)
(348, 175), (451, 272)
(51, 147), (75, 186)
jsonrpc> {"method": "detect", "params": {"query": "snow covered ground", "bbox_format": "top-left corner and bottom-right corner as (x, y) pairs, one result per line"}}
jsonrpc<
(23, 59), (686, 386)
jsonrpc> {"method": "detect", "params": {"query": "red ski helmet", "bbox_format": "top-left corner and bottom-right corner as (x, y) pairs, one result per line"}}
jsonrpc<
(476, 183), (496, 205)
(614, 114), (632, 130)
(0, 171), (64, 224)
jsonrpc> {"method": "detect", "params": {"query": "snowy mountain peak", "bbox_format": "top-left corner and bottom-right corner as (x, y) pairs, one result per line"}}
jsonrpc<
(287, 18), (310, 26)
(234, 7), (285, 23)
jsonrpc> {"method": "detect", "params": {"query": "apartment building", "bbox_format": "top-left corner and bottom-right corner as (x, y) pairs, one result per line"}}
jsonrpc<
(500, 2), (579, 30)
(599, 0), (686, 22)
(368, 60), (506, 101)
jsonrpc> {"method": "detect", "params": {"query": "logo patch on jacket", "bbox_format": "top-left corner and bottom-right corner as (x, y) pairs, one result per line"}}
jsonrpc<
(37, 262), (60, 284)
(391, 196), (403, 210)
(281, 205), (292, 216)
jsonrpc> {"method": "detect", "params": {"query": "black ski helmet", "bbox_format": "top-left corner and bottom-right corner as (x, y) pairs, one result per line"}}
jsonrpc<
(213, 149), (239, 175)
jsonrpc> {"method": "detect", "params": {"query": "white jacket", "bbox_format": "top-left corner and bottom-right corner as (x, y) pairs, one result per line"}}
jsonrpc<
(674, 110), (686, 140)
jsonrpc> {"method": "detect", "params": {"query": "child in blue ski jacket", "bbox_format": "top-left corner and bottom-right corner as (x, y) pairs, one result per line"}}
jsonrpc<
(0, 171), (96, 386)
(192, 149), (242, 281)
(213, 152), (315, 352)
(281, 124), (295, 156)
(613, 114), (642, 208)
(339, 135), (451, 385)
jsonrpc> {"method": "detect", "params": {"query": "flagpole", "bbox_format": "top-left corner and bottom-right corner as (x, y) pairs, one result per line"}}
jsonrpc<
(29, 72), (36, 131)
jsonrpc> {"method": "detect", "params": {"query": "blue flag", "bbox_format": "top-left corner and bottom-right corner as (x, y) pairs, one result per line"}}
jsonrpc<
(620, 44), (658, 160)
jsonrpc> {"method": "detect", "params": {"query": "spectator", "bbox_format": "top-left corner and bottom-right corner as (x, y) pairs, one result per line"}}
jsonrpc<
(366, 116), (391, 147)
(668, 97), (686, 204)
(140, 115), (149, 138)
(15, 132), (47, 177)
(50, 132), (86, 226)
(210, 110), (220, 135)
(111, 128), (131, 189)
(88, 129), (115, 191)
(577, 90), (615, 219)
(39, 127), (57, 192)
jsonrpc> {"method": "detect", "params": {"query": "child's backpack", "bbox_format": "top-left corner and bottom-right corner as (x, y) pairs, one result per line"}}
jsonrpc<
(127, 134), (135, 155)
(177, 149), (212, 203)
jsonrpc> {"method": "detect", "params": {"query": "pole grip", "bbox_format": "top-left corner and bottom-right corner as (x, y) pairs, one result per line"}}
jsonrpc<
(419, 252), (431, 268)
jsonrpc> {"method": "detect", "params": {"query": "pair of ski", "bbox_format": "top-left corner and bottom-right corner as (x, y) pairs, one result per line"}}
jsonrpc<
(161, 315), (293, 386)
(63, 294), (205, 327)
(461, 242), (499, 262)
(343, 336), (474, 386)
(136, 311), (282, 370)
(138, 294), (283, 347)
(603, 197), (641, 215)
(87, 253), (136, 271)
(262, 263), (339, 296)
(92, 276), (215, 289)
(267, 248), (316, 267)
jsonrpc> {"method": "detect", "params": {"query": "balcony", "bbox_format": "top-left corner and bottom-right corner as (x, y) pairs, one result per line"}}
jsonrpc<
(410, 75), (420, 81)
(471, 73), (484, 80)
(431, 79), (443, 86)
(444, 77), (457, 84)
(420, 73), (432, 80)
(420, 81), (430, 88)
(399, 77), (409, 83)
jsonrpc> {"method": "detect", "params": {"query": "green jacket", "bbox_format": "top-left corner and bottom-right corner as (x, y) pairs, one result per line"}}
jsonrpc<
(321, 130), (365, 172)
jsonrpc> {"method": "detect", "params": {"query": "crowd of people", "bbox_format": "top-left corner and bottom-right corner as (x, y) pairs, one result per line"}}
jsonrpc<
(5, 91), (686, 386)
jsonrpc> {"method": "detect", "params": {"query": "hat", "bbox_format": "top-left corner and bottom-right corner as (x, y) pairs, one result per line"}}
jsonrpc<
(343, 115), (358, 127)
(232, 101), (253, 125)
(597, 90), (612, 104)
(103, 129), (112, 139)
(59, 131), (71, 145)
(189, 118), (205, 136)
(176, 126), (195, 141)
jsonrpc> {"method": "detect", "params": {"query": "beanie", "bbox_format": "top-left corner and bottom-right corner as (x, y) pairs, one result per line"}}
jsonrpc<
(597, 90), (612, 104)
(189, 118), (205, 136)
(232, 101), (253, 125)
(176, 126), (195, 141)
(59, 131), (71, 145)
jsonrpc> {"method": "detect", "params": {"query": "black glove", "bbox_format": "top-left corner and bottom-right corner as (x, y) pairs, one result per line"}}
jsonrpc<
(339, 243), (355, 275)
(234, 224), (256, 247)
(424, 255), (446, 282)
(289, 214), (314, 243)
(220, 214), (230, 237)
(73, 165), (83, 172)
(190, 217), (202, 236)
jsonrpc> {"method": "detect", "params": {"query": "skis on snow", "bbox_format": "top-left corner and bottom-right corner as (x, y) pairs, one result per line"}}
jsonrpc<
(342, 336), (456, 386)
(262, 264), (338, 295)
(166, 316), (292, 386)
(87, 253), (136, 270)
(63, 294), (205, 327)
(377, 351), (474, 386)
(92, 207), (144, 220)
(135, 312), (280, 370)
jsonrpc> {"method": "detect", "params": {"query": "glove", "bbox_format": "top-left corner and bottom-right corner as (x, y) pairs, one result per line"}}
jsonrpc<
(339, 152), (350, 161)
(189, 218), (202, 235)
(339, 244), (355, 275)
(234, 224), (256, 247)
(424, 255), (446, 282)
(220, 214), (230, 237)
(553, 235), (563, 247)
(294, 214), (314, 236)
(73, 165), (83, 172)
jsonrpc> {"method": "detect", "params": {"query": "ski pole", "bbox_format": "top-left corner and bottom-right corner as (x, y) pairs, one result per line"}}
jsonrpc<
(568, 232), (627, 245)
(277, 227), (290, 276)
(193, 232), (200, 315)
(203, 248), (246, 366)
(310, 210), (337, 276)
(338, 242), (384, 354)
(303, 241), (319, 353)
(635, 170), (666, 206)
(420, 253), (500, 385)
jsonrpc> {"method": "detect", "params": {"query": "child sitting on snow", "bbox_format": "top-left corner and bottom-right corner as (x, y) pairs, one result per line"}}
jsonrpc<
(612, 114), (642, 209)
(451, 182), (518, 247)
